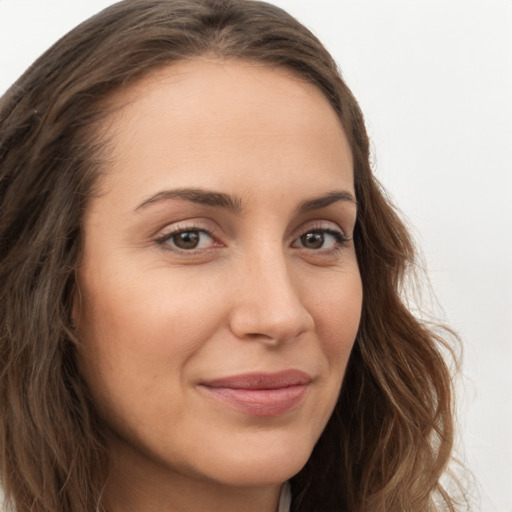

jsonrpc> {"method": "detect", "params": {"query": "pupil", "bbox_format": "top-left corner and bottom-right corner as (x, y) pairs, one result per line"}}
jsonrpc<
(174, 231), (200, 249)
(302, 232), (324, 249)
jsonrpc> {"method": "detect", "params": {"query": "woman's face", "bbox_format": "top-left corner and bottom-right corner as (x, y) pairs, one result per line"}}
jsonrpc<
(76, 60), (362, 491)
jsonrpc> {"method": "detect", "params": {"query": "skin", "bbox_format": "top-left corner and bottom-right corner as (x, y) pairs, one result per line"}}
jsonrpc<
(75, 59), (362, 512)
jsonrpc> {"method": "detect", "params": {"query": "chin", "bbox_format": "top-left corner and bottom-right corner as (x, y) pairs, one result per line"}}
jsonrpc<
(194, 435), (313, 487)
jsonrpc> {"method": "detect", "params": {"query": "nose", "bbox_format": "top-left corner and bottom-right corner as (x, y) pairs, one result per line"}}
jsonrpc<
(228, 250), (314, 344)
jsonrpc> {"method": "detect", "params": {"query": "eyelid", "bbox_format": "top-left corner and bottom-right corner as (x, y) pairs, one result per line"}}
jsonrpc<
(152, 218), (352, 256)
(289, 221), (352, 255)
(292, 220), (350, 241)
(154, 220), (223, 253)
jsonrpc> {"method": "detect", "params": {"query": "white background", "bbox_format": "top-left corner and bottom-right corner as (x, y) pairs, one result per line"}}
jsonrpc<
(1, 1), (511, 510)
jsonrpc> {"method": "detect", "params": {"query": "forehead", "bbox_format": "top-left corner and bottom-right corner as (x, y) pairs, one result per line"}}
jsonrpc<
(94, 58), (353, 201)
(110, 57), (342, 122)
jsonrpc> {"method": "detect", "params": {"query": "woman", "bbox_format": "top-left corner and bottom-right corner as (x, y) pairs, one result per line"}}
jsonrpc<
(0, 1), (462, 511)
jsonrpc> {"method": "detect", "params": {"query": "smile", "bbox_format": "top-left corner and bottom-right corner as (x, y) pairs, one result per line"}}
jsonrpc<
(199, 370), (312, 417)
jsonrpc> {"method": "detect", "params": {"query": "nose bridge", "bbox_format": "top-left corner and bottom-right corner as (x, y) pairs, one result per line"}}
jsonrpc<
(229, 241), (313, 342)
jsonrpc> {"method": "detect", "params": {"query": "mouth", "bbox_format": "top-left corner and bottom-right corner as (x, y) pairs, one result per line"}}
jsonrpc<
(198, 370), (312, 417)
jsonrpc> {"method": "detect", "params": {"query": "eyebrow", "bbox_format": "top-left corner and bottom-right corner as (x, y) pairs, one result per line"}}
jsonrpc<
(297, 190), (357, 213)
(135, 187), (357, 213)
(135, 188), (242, 212)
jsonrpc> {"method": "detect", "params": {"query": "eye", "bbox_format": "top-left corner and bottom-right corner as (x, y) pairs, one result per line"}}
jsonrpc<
(292, 228), (349, 251)
(156, 228), (215, 251)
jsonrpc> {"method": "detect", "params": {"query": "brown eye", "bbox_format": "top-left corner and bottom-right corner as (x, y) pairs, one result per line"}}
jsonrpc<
(300, 231), (325, 249)
(158, 229), (215, 251)
(172, 231), (201, 249)
(293, 228), (348, 251)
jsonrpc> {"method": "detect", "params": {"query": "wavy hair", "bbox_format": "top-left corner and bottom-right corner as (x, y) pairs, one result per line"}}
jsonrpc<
(0, 1), (461, 511)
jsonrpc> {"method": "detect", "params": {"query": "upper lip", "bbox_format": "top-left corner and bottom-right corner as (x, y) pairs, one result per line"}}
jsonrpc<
(200, 369), (312, 390)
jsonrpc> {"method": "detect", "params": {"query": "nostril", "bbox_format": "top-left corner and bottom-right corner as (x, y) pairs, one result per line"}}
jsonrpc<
(244, 331), (280, 342)
(229, 302), (313, 344)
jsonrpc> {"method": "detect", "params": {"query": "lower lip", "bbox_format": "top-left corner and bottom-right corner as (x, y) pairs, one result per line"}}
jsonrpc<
(200, 384), (308, 417)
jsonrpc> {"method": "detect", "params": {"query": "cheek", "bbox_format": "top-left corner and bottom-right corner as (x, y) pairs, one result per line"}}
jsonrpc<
(313, 271), (362, 348)
(311, 272), (362, 399)
(301, 271), (362, 437)
(74, 268), (224, 441)
(75, 263), (227, 386)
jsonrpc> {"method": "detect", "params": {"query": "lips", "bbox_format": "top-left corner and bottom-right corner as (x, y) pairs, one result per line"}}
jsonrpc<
(199, 370), (311, 417)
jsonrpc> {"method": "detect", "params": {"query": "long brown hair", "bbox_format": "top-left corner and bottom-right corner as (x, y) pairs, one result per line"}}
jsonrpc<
(0, 1), (461, 510)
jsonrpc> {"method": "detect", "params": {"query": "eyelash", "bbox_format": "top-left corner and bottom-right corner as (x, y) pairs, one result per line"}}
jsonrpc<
(154, 225), (218, 254)
(154, 223), (351, 255)
(292, 226), (351, 253)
